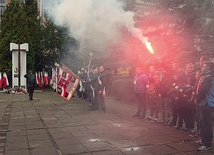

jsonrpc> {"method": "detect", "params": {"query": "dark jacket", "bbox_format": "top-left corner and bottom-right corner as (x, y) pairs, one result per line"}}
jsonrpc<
(95, 72), (108, 93)
(134, 70), (148, 94)
(159, 74), (174, 97)
(148, 72), (160, 96)
(196, 70), (213, 106)
(24, 73), (36, 88)
(85, 72), (108, 93)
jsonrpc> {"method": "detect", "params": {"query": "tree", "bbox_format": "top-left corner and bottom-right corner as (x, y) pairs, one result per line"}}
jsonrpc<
(131, 0), (214, 66)
(23, 0), (43, 71)
(41, 18), (78, 69)
(0, 0), (29, 73)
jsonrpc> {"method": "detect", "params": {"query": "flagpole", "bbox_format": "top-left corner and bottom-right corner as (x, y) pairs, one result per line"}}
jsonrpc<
(55, 63), (59, 92)
(87, 53), (93, 81)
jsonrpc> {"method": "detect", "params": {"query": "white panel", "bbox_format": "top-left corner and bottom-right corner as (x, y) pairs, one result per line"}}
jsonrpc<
(20, 43), (29, 51)
(20, 51), (27, 88)
(12, 51), (19, 88)
(10, 43), (18, 51)
(11, 43), (28, 88)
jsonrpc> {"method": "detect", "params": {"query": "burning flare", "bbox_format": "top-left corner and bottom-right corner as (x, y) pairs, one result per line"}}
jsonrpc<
(145, 41), (154, 54)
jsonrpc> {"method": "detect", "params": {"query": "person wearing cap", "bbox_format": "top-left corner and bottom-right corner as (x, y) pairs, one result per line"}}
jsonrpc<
(24, 70), (37, 101)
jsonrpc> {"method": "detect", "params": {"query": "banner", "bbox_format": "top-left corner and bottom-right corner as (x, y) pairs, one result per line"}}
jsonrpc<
(44, 71), (49, 86)
(57, 67), (80, 100)
(3, 72), (9, 88)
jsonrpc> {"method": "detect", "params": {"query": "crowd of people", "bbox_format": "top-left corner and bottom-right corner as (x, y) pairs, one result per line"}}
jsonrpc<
(74, 56), (214, 152)
(133, 55), (214, 152)
(76, 66), (108, 113)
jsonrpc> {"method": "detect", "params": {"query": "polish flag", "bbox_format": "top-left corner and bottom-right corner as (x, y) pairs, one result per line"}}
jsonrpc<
(44, 72), (49, 86)
(3, 72), (9, 88)
(40, 72), (44, 87)
(35, 72), (39, 85)
(37, 72), (41, 86)
(0, 72), (2, 89)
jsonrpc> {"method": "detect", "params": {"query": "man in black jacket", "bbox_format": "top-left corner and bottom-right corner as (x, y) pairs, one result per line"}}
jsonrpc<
(24, 70), (37, 101)
(196, 61), (214, 152)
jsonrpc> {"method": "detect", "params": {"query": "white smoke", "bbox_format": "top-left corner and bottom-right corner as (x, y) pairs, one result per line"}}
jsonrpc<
(53, 0), (148, 53)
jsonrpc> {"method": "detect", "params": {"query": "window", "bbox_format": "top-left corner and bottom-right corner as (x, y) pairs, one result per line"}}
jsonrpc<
(0, 0), (6, 4)
(0, 6), (6, 12)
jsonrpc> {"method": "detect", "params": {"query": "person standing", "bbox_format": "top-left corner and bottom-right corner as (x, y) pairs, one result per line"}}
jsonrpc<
(147, 65), (161, 122)
(96, 66), (108, 113)
(24, 70), (37, 101)
(179, 63), (196, 132)
(196, 61), (214, 152)
(132, 67), (148, 119)
(85, 67), (100, 111)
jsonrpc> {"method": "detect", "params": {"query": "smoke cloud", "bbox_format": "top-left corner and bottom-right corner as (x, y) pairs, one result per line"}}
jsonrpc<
(53, 0), (147, 54)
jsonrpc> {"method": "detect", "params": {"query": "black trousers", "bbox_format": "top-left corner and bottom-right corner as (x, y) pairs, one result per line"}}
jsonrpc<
(199, 105), (214, 147)
(136, 93), (147, 118)
(28, 87), (34, 100)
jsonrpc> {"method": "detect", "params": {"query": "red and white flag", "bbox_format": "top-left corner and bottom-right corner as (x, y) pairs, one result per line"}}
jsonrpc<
(37, 72), (41, 86)
(40, 72), (44, 87)
(44, 71), (49, 86)
(2, 72), (9, 88)
(0, 72), (2, 89)
(57, 67), (80, 100)
(35, 72), (39, 85)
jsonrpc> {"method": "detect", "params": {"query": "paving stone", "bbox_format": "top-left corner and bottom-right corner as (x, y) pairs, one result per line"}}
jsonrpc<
(108, 140), (137, 148)
(27, 129), (46, 135)
(54, 137), (80, 146)
(28, 134), (50, 141)
(6, 136), (28, 142)
(4, 150), (30, 155)
(58, 144), (88, 154)
(83, 141), (113, 152)
(92, 150), (124, 155)
(6, 131), (26, 137)
(50, 132), (73, 139)
(167, 141), (199, 152)
(121, 146), (152, 155)
(143, 144), (178, 155)
(5, 141), (29, 150)
(29, 140), (55, 149)
(130, 137), (155, 146)
(30, 147), (58, 155)
(48, 127), (68, 134)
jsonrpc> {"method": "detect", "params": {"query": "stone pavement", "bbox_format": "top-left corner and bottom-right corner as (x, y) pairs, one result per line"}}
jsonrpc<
(0, 90), (213, 155)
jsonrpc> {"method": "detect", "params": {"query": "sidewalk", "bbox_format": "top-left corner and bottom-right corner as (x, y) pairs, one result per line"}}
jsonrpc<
(0, 91), (213, 155)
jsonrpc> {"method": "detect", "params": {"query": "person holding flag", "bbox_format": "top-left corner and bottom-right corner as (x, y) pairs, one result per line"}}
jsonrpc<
(96, 66), (108, 113)
(83, 66), (108, 112)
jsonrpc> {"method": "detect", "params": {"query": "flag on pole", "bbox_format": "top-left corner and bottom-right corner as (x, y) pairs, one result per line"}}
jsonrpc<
(87, 53), (93, 81)
(35, 72), (39, 85)
(40, 71), (44, 87)
(87, 60), (91, 81)
(50, 68), (56, 90)
(57, 67), (80, 100)
(37, 72), (41, 86)
(44, 71), (49, 86)
(2, 72), (9, 88)
(0, 72), (2, 89)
